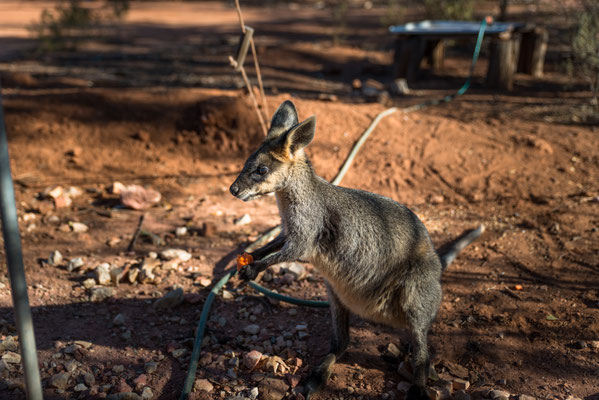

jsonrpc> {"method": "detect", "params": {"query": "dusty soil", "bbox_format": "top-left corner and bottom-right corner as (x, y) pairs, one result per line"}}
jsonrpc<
(0, 1), (598, 400)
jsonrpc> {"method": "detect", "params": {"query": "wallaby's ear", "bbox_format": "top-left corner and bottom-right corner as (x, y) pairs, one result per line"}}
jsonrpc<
(267, 100), (299, 140)
(284, 116), (316, 156)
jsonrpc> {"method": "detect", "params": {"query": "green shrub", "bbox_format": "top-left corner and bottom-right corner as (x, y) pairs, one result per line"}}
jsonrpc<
(30, 0), (129, 51)
(424, 0), (475, 20)
(571, 7), (599, 105)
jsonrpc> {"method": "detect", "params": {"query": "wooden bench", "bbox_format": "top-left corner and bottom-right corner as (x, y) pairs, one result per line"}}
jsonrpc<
(389, 20), (548, 90)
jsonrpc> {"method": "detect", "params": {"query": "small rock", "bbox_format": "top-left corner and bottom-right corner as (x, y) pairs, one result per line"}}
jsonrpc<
(115, 379), (132, 393)
(454, 390), (471, 400)
(452, 378), (470, 391)
(352, 79), (362, 89)
(295, 324), (307, 331)
(83, 372), (95, 386)
(48, 250), (63, 266)
(70, 222), (89, 233)
(153, 288), (184, 310)
(234, 214), (252, 226)
(517, 395), (536, 400)
(95, 263), (112, 286)
(243, 350), (262, 370)
(259, 377), (288, 400)
(172, 348), (187, 358)
(54, 194), (72, 209)
(175, 226), (187, 237)
(128, 268), (139, 284)
(120, 185), (161, 210)
(133, 374), (147, 390)
(383, 342), (401, 358)
(160, 249), (192, 262)
(2, 352), (21, 364)
(194, 378), (214, 392)
(113, 313), (126, 326)
(197, 277), (212, 287)
(113, 365), (125, 374)
(64, 359), (79, 372)
(144, 362), (159, 374)
(67, 257), (84, 272)
(49, 372), (70, 390)
(427, 387), (451, 400)
(0, 336), (18, 352)
(141, 387), (153, 399)
(244, 325), (260, 335)
(287, 263), (306, 280)
(82, 278), (96, 289)
(589, 340), (599, 349)
(222, 289), (234, 300)
(490, 390), (511, 399)
(109, 181), (126, 194)
(250, 387), (259, 399)
(286, 374), (300, 387)
(74, 383), (87, 392)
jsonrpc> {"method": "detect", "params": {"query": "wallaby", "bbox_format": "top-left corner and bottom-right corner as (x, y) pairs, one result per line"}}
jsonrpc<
(230, 100), (484, 400)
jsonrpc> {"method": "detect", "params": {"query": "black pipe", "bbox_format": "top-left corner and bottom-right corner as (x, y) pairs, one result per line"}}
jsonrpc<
(0, 82), (43, 399)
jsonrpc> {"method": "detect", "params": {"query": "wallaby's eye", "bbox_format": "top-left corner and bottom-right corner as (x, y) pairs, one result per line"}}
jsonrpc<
(258, 165), (269, 175)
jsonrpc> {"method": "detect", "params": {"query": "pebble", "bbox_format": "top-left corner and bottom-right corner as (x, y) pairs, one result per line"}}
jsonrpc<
(286, 263), (306, 280)
(175, 227), (187, 236)
(244, 325), (260, 335)
(198, 277), (212, 287)
(82, 278), (96, 289)
(452, 378), (470, 391)
(244, 350), (262, 370)
(71, 222), (89, 233)
(172, 348), (187, 358)
(160, 248), (192, 262)
(383, 342), (401, 358)
(234, 214), (252, 226)
(250, 387), (259, 399)
(222, 290), (234, 300)
(133, 374), (147, 389)
(48, 372), (70, 390)
(48, 250), (63, 266)
(95, 263), (112, 286)
(194, 378), (214, 392)
(0, 336), (18, 352)
(67, 257), (84, 272)
(258, 377), (288, 400)
(490, 389), (511, 399)
(2, 351), (21, 364)
(74, 383), (87, 392)
(518, 395), (536, 400)
(144, 362), (159, 374)
(113, 313), (126, 326)
(590, 340), (599, 349)
(84, 372), (95, 386)
(295, 324), (307, 331)
(153, 288), (184, 310)
(141, 387), (153, 399)
(64, 359), (79, 373)
(113, 365), (125, 373)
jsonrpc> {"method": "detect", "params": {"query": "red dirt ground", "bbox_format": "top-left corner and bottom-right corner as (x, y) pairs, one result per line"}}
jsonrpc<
(0, 1), (597, 400)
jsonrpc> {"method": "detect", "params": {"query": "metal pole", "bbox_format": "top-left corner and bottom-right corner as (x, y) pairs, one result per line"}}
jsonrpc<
(0, 81), (44, 399)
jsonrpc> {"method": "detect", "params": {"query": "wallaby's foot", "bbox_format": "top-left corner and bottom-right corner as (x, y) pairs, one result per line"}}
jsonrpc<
(406, 385), (429, 400)
(301, 366), (332, 400)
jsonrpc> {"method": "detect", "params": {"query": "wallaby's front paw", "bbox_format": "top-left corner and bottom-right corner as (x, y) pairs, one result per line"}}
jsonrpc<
(406, 385), (429, 400)
(238, 263), (259, 281)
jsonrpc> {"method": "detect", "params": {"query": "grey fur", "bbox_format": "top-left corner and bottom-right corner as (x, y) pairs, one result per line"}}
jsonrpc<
(230, 101), (483, 400)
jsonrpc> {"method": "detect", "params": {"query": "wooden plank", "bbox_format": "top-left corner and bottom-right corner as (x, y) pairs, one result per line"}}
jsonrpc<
(517, 27), (548, 77)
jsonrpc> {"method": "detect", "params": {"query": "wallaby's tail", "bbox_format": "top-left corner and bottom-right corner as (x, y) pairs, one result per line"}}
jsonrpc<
(437, 225), (485, 271)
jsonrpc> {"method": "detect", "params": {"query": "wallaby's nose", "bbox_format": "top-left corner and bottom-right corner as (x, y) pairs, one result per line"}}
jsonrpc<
(230, 183), (240, 196)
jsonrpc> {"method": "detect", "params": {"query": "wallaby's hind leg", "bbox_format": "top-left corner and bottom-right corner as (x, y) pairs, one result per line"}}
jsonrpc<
(303, 284), (349, 400)
(406, 323), (431, 400)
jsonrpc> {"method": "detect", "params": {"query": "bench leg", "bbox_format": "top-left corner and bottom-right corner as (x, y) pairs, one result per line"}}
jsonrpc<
(487, 32), (521, 90)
